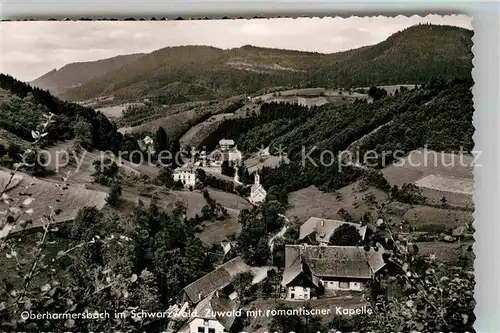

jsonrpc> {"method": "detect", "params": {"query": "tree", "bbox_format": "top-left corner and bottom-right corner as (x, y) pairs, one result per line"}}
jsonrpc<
(73, 119), (93, 150)
(154, 126), (169, 152)
(201, 205), (212, 219)
(106, 183), (123, 206)
(221, 160), (235, 177)
(262, 200), (284, 233)
(392, 183), (426, 204)
(233, 271), (254, 300)
(92, 158), (119, 185)
(21, 148), (49, 176)
(196, 168), (207, 183)
(254, 237), (271, 266)
(154, 167), (175, 188)
(337, 208), (354, 222)
(0, 144), (6, 158)
(272, 237), (286, 268)
(368, 86), (388, 101)
(329, 224), (362, 246)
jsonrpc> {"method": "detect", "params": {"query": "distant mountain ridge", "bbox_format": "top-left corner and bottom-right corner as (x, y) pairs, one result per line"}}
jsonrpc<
(40, 24), (472, 104)
(30, 53), (145, 96)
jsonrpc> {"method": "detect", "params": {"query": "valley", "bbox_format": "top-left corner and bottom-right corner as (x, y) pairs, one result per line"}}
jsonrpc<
(0, 22), (475, 333)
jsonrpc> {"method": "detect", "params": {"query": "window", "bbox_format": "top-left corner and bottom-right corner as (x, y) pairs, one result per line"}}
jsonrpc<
(204, 319), (209, 326)
(208, 329), (215, 333)
(291, 293), (295, 299)
(198, 327), (205, 333)
(339, 281), (350, 289)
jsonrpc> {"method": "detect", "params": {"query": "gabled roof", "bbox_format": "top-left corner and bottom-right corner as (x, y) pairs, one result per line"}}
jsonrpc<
(251, 183), (266, 195)
(219, 139), (235, 146)
(366, 247), (387, 274)
(299, 217), (367, 243)
(281, 257), (320, 287)
(182, 257), (251, 304)
(192, 292), (238, 330)
(284, 245), (385, 279)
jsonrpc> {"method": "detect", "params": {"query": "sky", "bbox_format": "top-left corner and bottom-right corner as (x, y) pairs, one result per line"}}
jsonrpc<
(0, 14), (472, 82)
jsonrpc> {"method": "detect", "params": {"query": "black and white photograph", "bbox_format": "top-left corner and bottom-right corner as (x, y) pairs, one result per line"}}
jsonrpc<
(0, 14), (475, 333)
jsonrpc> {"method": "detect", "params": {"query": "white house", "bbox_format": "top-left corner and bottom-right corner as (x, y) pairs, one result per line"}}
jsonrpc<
(173, 163), (197, 188)
(177, 292), (237, 333)
(281, 245), (386, 300)
(249, 174), (266, 205)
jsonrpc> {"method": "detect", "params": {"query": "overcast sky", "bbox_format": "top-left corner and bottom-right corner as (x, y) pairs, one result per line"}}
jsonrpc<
(1, 15), (472, 82)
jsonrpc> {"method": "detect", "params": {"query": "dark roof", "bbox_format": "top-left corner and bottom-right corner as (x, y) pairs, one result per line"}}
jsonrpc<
(284, 245), (385, 279)
(281, 257), (320, 287)
(182, 257), (251, 304)
(299, 217), (367, 243)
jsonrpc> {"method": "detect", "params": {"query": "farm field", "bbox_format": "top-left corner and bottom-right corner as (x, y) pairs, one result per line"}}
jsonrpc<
(285, 182), (388, 226)
(196, 208), (241, 245)
(244, 153), (290, 175)
(382, 149), (474, 208)
(172, 189), (252, 244)
(43, 141), (159, 183)
(402, 205), (473, 232)
(118, 97), (245, 140)
(119, 109), (198, 137)
(96, 102), (145, 120)
(0, 168), (107, 234)
(415, 241), (474, 264)
(286, 182), (473, 235)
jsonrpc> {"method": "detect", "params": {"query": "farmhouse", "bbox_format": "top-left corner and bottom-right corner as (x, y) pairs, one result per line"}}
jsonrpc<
(281, 244), (386, 300)
(182, 257), (252, 305)
(173, 163), (198, 188)
(176, 292), (238, 333)
(299, 217), (367, 245)
(249, 174), (266, 205)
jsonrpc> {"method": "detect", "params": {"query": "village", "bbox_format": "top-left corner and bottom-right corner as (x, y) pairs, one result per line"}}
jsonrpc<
(134, 135), (392, 333)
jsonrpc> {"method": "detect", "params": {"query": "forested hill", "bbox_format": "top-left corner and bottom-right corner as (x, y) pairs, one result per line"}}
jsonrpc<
(0, 74), (139, 155)
(204, 78), (473, 194)
(62, 24), (473, 103)
(29, 53), (145, 96)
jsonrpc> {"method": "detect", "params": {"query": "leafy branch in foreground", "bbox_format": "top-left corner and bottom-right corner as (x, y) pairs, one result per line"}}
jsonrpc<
(349, 205), (475, 333)
(1, 115), (162, 331)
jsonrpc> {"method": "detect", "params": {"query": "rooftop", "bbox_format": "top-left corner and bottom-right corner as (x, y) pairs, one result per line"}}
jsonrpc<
(284, 244), (386, 279)
(219, 139), (235, 146)
(299, 217), (367, 243)
(182, 257), (251, 304)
